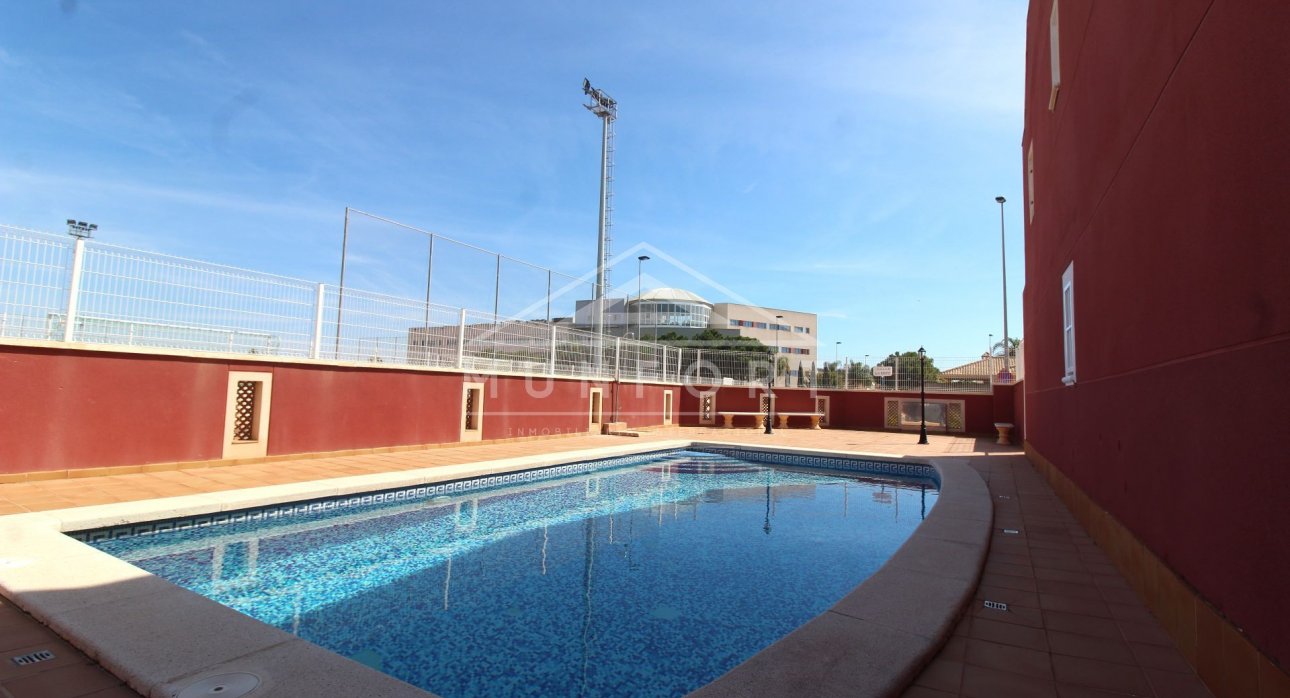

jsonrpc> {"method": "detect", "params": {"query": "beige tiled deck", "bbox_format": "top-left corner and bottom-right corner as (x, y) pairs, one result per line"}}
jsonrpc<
(0, 427), (1214, 698)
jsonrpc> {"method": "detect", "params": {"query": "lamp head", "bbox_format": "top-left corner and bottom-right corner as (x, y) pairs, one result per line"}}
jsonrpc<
(995, 196), (1006, 204)
(638, 255), (649, 262)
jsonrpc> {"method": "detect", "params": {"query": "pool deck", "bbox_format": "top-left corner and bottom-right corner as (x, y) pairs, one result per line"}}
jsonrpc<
(0, 427), (1214, 698)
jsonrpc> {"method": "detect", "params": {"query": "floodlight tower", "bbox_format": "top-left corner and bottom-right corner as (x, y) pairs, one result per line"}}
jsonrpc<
(583, 78), (617, 341)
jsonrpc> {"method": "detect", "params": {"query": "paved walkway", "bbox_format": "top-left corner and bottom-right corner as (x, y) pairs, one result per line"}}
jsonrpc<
(0, 428), (1212, 698)
(900, 452), (1214, 698)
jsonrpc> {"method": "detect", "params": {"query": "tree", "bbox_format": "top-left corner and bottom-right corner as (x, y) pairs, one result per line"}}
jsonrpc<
(846, 361), (873, 387)
(877, 350), (941, 388)
(991, 337), (1021, 358)
(648, 329), (774, 384)
(776, 356), (791, 385)
(654, 328), (773, 354)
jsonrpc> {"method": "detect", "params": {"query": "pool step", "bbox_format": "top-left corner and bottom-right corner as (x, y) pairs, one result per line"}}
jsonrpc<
(601, 422), (640, 437)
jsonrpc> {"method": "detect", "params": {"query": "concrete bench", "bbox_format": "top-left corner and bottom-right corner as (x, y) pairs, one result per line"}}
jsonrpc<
(719, 412), (766, 429)
(775, 412), (824, 429)
(993, 422), (1015, 445)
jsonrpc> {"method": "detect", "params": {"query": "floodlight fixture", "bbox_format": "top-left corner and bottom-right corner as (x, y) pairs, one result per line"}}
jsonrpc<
(66, 220), (97, 239)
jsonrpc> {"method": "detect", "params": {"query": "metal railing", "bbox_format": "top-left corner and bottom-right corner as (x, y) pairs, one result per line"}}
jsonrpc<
(0, 225), (780, 385)
(0, 225), (1005, 394)
(807, 357), (1002, 394)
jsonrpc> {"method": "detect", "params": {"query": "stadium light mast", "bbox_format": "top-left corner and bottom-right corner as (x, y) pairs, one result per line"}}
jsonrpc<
(583, 78), (617, 343)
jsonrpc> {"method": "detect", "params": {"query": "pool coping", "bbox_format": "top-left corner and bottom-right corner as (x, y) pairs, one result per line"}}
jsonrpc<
(0, 440), (990, 698)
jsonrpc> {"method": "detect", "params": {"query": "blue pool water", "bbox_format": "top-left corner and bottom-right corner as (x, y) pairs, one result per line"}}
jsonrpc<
(84, 449), (937, 697)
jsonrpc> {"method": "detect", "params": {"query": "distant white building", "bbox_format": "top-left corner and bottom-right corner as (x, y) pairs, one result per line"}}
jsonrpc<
(570, 287), (817, 359)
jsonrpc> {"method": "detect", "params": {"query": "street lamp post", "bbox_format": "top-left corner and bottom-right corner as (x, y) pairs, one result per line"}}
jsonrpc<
(765, 314), (784, 435)
(918, 346), (929, 445)
(774, 315), (784, 387)
(835, 341), (841, 388)
(995, 197), (1011, 377)
(636, 255), (649, 340)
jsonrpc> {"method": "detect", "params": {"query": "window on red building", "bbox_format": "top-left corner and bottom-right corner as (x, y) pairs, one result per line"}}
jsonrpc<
(1062, 261), (1076, 385)
(1049, 0), (1061, 109)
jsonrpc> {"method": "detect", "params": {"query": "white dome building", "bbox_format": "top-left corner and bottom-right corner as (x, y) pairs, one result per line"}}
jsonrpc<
(629, 288), (713, 330)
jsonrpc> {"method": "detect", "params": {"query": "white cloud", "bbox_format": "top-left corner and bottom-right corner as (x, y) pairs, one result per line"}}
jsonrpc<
(178, 30), (231, 67)
(0, 168), (334, 223)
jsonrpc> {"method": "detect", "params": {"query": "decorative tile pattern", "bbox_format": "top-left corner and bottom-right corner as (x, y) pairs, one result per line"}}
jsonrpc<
(69, 449), (681, 542)
(464, 388), (476, 430)
(697, 447), (938, 485)
(700, 393), (715, 424)
(83, 450), (939, 698)
(69, 447), (936, 542)
(885, 399), (902, 428)
(233, 381), (257, 441)
(947, 402), (965, 432)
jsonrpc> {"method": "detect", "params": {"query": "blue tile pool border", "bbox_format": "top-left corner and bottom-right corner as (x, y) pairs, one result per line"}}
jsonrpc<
(696, 446), (939, 485)
(67, 446), (938, 544)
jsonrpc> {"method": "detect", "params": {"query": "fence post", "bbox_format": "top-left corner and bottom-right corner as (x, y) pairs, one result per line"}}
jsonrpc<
(614, 337), (622, 379)
(895, 356), (900, 391)
(310, 283), (326, 360)
(661, 346), (668, 382)
(548, 324), (557, 376)
(456, 308), (467, 370)
(62, 237), (87, 342)
(696, 349), (702, 384)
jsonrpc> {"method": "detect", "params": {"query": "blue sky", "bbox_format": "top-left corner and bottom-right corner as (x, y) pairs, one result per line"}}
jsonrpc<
(1, 0), (1027, 364)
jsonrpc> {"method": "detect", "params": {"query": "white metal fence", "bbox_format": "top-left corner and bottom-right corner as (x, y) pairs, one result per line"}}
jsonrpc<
(0, 225), (782, 385)
(0, 225), (1003, 393)
(807, 356), (1005, 394)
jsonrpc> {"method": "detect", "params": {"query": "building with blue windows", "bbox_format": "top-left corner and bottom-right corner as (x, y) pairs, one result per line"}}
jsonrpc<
(571, 288), (816, 359)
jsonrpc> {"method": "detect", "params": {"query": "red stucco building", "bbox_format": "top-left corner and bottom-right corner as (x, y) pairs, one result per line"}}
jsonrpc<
(1020, 0), (1290, 693)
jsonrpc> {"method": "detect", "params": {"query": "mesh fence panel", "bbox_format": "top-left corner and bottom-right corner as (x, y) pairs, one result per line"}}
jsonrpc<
(0, 226), (74, 340)
(70, 242), (316, 355)
(1, 227), (997, 393)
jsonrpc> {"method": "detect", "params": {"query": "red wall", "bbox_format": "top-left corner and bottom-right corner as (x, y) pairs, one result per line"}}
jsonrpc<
(269, 365), (464, 454)
(0, 345), (229, 472)
(612, 382), (673, 429)
(0, 345), (670, 474)
(1022, 0), (1290, 667)
(1011, 380), (1025, 442)
(676, 384), (999, 435)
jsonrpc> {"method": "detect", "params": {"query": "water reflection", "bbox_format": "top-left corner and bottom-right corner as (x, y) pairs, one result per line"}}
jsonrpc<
(93, 452), (938, 698)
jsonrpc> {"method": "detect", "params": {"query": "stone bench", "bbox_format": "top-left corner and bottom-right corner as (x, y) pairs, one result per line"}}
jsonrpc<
(993, 422), (1015, 445)
(719, 412), (766, 429)
(775, 412), (824, 429)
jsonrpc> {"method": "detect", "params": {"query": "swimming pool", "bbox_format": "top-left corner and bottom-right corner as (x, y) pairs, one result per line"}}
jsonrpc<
(78, 448), (938, 697)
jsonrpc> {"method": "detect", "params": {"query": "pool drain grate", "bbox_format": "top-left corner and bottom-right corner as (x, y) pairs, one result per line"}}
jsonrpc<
(177, 672), (261, 698)
(11, 650), (54, 667)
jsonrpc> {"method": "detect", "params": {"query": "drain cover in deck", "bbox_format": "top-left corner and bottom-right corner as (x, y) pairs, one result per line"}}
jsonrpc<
(177, 672), (261, 698)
